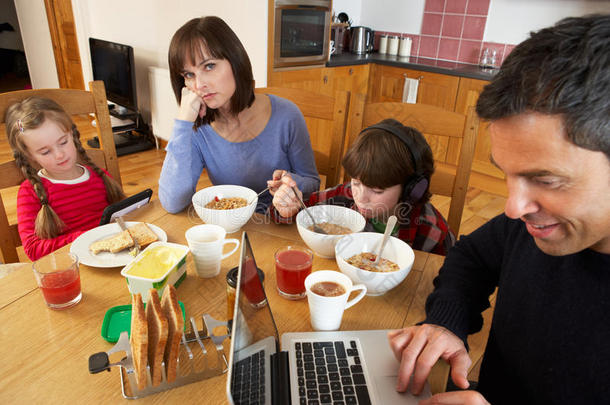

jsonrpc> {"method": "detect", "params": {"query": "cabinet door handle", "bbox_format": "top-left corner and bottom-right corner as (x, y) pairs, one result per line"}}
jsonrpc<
(349, 68), (353, 75)
(323, 75), (328, 84)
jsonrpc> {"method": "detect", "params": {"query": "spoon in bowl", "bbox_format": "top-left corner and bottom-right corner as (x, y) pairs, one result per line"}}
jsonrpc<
(291, 186), (327, 234)
(365, 215), (397, 269)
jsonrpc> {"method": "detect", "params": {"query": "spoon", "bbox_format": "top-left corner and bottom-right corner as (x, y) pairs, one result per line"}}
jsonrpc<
(248, 187), (270, 205)
(367, 215), (397, 268)
(291, 186), (327, 234)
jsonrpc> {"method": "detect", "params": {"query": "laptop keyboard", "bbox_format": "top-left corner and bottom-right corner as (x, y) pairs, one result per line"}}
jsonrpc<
(294, 340), (372, 405)
(231, 349), (266, 405)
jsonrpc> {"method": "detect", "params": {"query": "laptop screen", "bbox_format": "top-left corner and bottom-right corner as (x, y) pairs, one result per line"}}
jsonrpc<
(228, 232), (280, 404)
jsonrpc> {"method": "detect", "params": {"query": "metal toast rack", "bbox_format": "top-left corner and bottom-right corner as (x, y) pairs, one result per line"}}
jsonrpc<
(89, 314), (230, 399)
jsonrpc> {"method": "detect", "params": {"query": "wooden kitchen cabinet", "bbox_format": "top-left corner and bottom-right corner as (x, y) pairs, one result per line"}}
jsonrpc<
(268, 65), (370, 98)
(367, 64), (460, 110)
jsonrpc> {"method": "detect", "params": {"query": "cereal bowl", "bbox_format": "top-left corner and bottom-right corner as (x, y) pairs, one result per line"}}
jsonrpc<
(296, 205), (366, 258)
(192, 185), (257, 233)
(335, 232), (414, 296)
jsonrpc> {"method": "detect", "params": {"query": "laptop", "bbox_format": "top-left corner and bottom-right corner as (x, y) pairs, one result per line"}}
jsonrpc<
(226, 231), (430, 405)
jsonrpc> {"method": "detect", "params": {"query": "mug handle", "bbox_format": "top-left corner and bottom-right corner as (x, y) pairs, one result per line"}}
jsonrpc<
(344, 284), (367, 309)
(221, 239), (240, 260)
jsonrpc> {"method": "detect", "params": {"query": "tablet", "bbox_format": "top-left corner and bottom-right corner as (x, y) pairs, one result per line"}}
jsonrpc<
(99, 189), (153, 225)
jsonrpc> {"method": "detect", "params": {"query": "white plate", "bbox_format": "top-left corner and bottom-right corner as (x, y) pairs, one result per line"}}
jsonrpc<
(70, 222), (167, 268)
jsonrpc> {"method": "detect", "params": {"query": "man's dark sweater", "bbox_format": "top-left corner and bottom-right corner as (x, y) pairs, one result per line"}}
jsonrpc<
(424, 214), (610, 405)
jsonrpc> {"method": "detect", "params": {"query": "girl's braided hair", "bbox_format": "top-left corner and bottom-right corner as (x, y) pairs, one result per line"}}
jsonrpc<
(5, 97), (125, 239)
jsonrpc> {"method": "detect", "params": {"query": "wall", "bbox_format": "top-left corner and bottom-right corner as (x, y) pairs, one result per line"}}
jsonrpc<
(73, 0), (268, 126)
(486, 0), (610, 44)
(14, 0), (59, 89)
(334, 0), (609, 64)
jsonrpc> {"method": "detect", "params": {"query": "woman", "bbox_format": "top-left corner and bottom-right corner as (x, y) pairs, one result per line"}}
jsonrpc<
(159, 16), (320, 213)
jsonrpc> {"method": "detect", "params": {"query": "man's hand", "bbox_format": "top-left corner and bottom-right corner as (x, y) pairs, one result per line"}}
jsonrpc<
(270, 173), (301, 218)
(418, 390), (490, 405)
(388, 324), (471, 395)
(177, 86), (205, 122)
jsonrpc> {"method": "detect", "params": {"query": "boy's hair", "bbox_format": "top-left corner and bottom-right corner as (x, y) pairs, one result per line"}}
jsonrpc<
(168, 16), (255, 128)
(477, 14), (610, 159)
(342, 118), (434, 203)
(5, 97), (125, 239)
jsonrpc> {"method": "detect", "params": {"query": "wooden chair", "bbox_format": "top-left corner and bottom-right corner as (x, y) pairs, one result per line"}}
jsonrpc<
(0, 80), (121, 263)
(254, 87), (350, 189)
(346, 93), (479, 236)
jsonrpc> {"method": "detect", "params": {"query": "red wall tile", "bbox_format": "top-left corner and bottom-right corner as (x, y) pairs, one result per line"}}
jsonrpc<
(441, 14), (464, 38)
(467, 0), (491, 15)
(445, 0), (467, 14)
(425, 0), (446, 13)
(422, 12), (443, 36)
(438, 38), (460, 61)
(462, 16), (486, 40)
(419, 36), (440, 59)
(458, 39), (481, 64)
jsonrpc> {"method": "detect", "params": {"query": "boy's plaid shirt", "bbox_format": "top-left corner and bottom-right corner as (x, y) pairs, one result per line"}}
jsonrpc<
(270, 182), (456, 255)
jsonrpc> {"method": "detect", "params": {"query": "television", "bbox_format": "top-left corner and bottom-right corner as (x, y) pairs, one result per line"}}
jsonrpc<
(89, 37), (138, 115)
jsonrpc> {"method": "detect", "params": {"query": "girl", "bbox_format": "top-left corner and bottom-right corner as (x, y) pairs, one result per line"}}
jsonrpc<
(159, 16), (320, 214)
(269, 119), (455, 255)
(6, 97), (125, 260)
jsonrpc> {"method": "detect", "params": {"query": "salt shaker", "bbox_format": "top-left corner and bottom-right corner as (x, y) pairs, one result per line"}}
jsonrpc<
(490, 49), (498, 68)
(479, 48), (490, 68)
(387, 36), (399, 56)
(378, 35), (388, 54)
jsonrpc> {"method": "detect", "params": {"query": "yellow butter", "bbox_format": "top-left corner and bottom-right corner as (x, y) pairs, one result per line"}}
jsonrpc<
(126, 245), (184, 279)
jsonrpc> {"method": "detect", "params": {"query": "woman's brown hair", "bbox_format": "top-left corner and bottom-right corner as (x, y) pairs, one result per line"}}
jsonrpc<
(5, 97), (125, 239)
(168, 16), (255, 127)
(342, 119), (434, 203)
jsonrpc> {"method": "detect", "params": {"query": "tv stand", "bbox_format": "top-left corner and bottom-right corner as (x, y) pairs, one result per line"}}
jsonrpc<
(87, 131), (154, 157)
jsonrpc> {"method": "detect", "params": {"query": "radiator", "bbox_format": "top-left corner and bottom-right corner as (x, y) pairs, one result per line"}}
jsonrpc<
(148, 67), (178, 143)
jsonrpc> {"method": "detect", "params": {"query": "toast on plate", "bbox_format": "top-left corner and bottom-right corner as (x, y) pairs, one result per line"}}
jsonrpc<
(146, 288), (168, 387)
(161, 285), (184, 383)
(128, 223), (158, 248)
(130, 293), (148, 391)
(89, 230), (134, 255)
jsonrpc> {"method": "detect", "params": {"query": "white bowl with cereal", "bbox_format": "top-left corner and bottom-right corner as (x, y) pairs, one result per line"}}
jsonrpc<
(296, 205), (366, 258)
(335, 232), (414, 296)
(192, 185), (257, 233)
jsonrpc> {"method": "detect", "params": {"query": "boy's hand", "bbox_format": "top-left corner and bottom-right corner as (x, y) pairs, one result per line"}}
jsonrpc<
(271, 173), (301, 218)
(177, 86), (206, 122)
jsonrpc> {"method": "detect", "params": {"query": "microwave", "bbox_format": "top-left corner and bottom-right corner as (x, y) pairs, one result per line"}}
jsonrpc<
(273, 0), (331, 68)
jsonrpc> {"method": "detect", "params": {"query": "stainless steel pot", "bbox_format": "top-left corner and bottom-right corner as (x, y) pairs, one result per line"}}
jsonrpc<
(350, 26), (374, 54)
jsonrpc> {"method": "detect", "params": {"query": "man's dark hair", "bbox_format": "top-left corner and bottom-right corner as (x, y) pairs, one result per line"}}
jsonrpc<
(476, 14), (609, 159)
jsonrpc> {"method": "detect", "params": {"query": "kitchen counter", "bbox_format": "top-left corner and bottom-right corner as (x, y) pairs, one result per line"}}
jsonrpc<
(327, 52), (497, 81)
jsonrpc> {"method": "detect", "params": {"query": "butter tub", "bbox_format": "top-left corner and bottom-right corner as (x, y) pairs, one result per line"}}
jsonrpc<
(120, 241), (189, 301)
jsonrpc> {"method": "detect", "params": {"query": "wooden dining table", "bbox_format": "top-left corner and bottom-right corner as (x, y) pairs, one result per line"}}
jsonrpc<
(0, 199), (452, 404)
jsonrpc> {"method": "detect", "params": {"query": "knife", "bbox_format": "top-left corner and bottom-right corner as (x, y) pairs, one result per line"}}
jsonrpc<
(115, 216), (140, 256)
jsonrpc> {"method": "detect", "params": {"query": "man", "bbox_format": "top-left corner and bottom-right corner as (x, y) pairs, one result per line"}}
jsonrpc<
(389, 15), (610, 405)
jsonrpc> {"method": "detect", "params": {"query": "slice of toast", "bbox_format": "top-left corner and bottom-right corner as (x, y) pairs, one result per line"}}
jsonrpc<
(128, 222), (158, 248)
(89, 230), (134, 254)
(146, 288), (168, 387)
(161, 285), (184, 383)
(130, 293), (148, 391)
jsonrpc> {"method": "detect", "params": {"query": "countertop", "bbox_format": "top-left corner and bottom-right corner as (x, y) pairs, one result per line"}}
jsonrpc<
(326, 52), (498, 81)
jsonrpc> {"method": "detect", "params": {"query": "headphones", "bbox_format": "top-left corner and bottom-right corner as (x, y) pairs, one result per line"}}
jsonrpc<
(361, 123), (429, 203)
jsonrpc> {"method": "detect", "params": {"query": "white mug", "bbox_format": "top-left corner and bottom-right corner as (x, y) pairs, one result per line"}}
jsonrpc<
(305, 270), (367, 331)
(185, 224), (239, 278)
